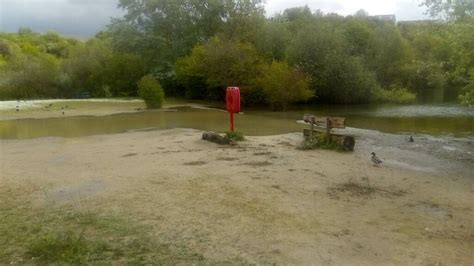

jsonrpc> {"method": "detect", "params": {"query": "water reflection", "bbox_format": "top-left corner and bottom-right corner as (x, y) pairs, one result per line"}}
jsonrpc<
(0, 104), (473, 139)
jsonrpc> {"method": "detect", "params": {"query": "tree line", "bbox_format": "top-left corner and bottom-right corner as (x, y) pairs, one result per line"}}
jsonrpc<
(0, 0), (472, 108)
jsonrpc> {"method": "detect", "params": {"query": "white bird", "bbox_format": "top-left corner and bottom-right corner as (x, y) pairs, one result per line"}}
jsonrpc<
(371, 152), (382, 166)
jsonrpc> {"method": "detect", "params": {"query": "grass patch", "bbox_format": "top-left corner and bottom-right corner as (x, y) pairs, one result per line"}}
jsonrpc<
(298, 134), (341, 151)
(225, 131), (245, 142)
(330, 182), (376, 197)
(328, 181), (407, 199)
(0, 186), (225, 265)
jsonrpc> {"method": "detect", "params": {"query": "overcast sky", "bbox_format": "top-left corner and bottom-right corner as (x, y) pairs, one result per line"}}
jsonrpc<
(0, 0), (430, 37)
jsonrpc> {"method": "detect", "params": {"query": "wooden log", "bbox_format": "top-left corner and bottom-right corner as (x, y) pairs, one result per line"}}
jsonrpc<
(326, 117), (331, 142)
(202, 131), (231, 145)
(303, 129), (355, 151)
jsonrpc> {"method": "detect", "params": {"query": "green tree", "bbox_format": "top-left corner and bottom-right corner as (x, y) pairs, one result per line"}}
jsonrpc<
(288, 23), (379, 103)
(256, 61), (312, 110)
(421, 0), (474, 21)
(175, 36), (264, 102)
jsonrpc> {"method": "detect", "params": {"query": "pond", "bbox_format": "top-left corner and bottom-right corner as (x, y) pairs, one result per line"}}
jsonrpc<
(0, 103), (472, 139)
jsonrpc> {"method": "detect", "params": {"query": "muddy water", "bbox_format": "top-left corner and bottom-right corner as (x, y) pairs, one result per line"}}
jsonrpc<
(0, 104), (473, 139)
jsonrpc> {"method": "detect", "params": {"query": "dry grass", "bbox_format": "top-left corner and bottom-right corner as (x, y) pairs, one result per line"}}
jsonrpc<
(0, 185), (241, 265)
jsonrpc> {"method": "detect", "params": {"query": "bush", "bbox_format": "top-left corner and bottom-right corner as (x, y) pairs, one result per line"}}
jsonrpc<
(138, 75), (165, 109)
(374, 87), (417, 104)
(225, 131), (245, 142)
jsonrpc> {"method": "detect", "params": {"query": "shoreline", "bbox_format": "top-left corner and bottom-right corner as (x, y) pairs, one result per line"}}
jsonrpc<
(1, 128), (473, 264)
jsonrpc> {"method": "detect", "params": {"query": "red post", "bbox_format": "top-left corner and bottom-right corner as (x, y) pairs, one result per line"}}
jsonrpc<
(226, 87), (240, 132)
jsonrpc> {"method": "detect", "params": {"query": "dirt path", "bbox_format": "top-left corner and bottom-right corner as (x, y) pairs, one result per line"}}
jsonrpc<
(1, 128), (472, 264)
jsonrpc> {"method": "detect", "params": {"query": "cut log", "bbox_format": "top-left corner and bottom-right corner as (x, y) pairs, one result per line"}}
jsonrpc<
(202, 131), (231, 145)
(303, 129), (355, 151)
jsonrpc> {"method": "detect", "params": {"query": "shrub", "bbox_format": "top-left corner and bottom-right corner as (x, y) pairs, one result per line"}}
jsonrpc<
(138, 74), (165, 109)
(374, 87), (417, 104)
(226, 131), (245, 142)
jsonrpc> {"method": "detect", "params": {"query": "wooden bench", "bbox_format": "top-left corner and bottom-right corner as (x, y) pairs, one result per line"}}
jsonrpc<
(303, 114), (355, 151)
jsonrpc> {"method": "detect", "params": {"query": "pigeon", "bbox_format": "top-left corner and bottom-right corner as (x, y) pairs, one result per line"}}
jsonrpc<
(371, 152), (382, 166)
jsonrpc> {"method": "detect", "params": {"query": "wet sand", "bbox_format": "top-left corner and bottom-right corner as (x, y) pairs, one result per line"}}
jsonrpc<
(1, 128), (472, 264)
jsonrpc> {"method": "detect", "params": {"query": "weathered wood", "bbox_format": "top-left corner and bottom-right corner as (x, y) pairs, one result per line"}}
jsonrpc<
(303, 129), (355, 151)
(326, 117), (331, 142)
(303, 114), (345, 129)
(202, 132), (231, 145)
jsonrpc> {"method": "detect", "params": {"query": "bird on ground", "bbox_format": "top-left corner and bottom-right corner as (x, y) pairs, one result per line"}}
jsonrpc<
(407, 136), (414, 142)
(371, 152), (383, 166)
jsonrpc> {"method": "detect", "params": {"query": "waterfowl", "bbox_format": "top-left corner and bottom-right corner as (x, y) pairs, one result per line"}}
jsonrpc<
(371, 152), (382, 166)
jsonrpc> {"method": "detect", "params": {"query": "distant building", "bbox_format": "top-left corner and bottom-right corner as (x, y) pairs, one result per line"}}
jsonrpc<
(370, 14), (396, 24)
(397, 19), (438, 26)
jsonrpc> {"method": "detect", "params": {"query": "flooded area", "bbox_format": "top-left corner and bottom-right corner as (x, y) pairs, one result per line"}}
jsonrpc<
(0, 101), (473, 139)
(1, 100), (473, 265)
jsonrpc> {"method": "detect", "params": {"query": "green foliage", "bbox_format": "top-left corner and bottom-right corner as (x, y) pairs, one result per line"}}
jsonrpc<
(256, 61), (313, 110)
(375, 87), (417, 104)
(0, 1), (472, 106)
(0, 31), (147, 99)
(459, 84), (474, 106)
(288, 23), (379, 103)
(0, 188), (215, 264)
(175, 36), (263, 101)
(421, 0), (474, 21)
(299, 134), (340, 151)
(138, 75), (165, 109)
(26, 230), (106, 264)
(226, 131), (245, 141)
(114, 0), (265, 74)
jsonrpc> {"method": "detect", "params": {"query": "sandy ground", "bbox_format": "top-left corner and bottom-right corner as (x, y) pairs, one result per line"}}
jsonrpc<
(0, 99), (211, 121)
(1, 128), (473, 265)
